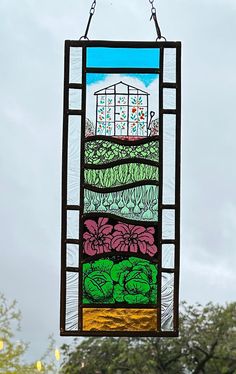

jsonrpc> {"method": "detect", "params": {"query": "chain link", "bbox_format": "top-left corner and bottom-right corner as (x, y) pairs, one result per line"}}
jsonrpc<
(149, 0), (156, 14)
(89, 0), (97, 15)
(80, 0), (97, 40)
(149, 0), (166, 40)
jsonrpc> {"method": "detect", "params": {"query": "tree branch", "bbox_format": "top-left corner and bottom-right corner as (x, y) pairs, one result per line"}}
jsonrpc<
(192, 340), (218, 374)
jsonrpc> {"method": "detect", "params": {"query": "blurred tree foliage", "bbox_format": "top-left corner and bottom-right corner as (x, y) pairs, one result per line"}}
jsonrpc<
(0, 293), (57, 373)
(60, 302), (236, 374)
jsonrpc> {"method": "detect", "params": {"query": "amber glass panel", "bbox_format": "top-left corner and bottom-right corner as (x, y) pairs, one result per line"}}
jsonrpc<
(83, 308), (157, 331)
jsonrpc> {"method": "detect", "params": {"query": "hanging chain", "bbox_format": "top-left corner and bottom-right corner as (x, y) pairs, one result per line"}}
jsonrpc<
(149, 0), (166, 41)
(80, 0), (97, 40)
(80, 0), (166, 41)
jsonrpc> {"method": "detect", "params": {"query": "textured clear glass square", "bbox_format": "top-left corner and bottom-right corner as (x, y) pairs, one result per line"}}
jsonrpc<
(162, 210), (175, 239)
(69, 89), (82, 110)
(163, 48), (176, 83)
(163, 89), (176, 110)
(163, 115), (176, 204)
(67, 116), (81, 206)
(162, 244), (175, 269)
(161, 273), (174, 331)
(65, 272), (79, 331)
(69, 47), (82, 84)
(66, 244), (79, 268)
(67, 210), (79, 240)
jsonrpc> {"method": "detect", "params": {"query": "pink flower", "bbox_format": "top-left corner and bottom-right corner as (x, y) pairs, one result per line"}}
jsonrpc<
(83, 218), (113, 256)
(111, 223), (158, 257)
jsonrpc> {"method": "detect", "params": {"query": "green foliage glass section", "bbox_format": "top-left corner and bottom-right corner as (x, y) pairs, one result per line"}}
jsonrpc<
(84, 186), (158, 221)
(85, 163), (159, 188)
(85, 140), (159, 165)
(83, 258), (158, 305)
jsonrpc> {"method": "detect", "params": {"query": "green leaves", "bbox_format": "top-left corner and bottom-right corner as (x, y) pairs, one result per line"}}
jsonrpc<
(85, 140), (159, 165)
(83, 258), (158, 305)
(84, 163), (159, 188)
(113, 284), (125, 302)
(112, 258), (157, 304)
(92, 259), (114, 273)
(0, 294), (57, 373)
(84, 271), (113, 302)
(84, 186), (159, 221)
(125, 271), (150, 294)
(124, 294), (149, 304)
(83, 259), (115, 303)
(111, 261), (132, 282)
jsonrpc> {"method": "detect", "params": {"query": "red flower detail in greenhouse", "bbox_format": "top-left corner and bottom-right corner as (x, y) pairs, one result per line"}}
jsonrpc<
(83, 218), (113, 256)
(111, 223), (157, 257)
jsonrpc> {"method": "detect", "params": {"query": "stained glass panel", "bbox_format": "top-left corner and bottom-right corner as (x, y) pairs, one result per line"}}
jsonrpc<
(69, 47), (82, 84)
(83, 257), (157, 305)
(69, 89), (82, 110)
(61, 41), (181, 337)
(161, 273), (174, 331)
(65, 272), (79, 331)
(84, 186), (159, 221)
(87, 47), (160, 68)
(84, 163), (159, 189)
(162, 210), (175, 240)
(163, 89), (176, 110)
(83, 308), (158, 332)
(67, 210), (79, 240)
(87, 74), (158, 138)
(162, 244), (175, 269)
(163, 115), (176, 204)
(66, 244), (79, 268)
(163, 48), (176, 83)
(82, 217), (158, 258)
(67, 116), (81, 205)
(85, 139), (159, 165)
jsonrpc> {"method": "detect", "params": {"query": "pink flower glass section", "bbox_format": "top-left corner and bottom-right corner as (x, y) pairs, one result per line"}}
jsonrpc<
(83, 218), (113, 256)
(111, 223), (157, 257)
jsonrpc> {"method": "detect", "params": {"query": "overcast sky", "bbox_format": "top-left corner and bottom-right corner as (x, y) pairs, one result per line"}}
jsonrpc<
(0, 0), (236, 364)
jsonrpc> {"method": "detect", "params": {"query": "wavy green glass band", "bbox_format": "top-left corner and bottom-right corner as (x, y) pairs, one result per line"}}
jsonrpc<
(85, 163), (159, 188)
(85, 140), (159, 165)
(84, 185), (159, 221)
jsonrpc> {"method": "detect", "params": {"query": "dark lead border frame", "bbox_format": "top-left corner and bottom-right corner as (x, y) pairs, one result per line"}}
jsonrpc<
(60, 40), (181, 337)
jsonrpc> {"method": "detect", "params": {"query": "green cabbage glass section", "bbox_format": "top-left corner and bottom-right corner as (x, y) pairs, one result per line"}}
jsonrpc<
(85, 140), (159, 165)
(85, 163), (159, 188)
(83, 258), (158, 305)
(84, 185), (159, 221)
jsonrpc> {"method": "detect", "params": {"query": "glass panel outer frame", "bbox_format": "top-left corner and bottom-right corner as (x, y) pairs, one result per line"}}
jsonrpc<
(60, 40), (181, 337)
